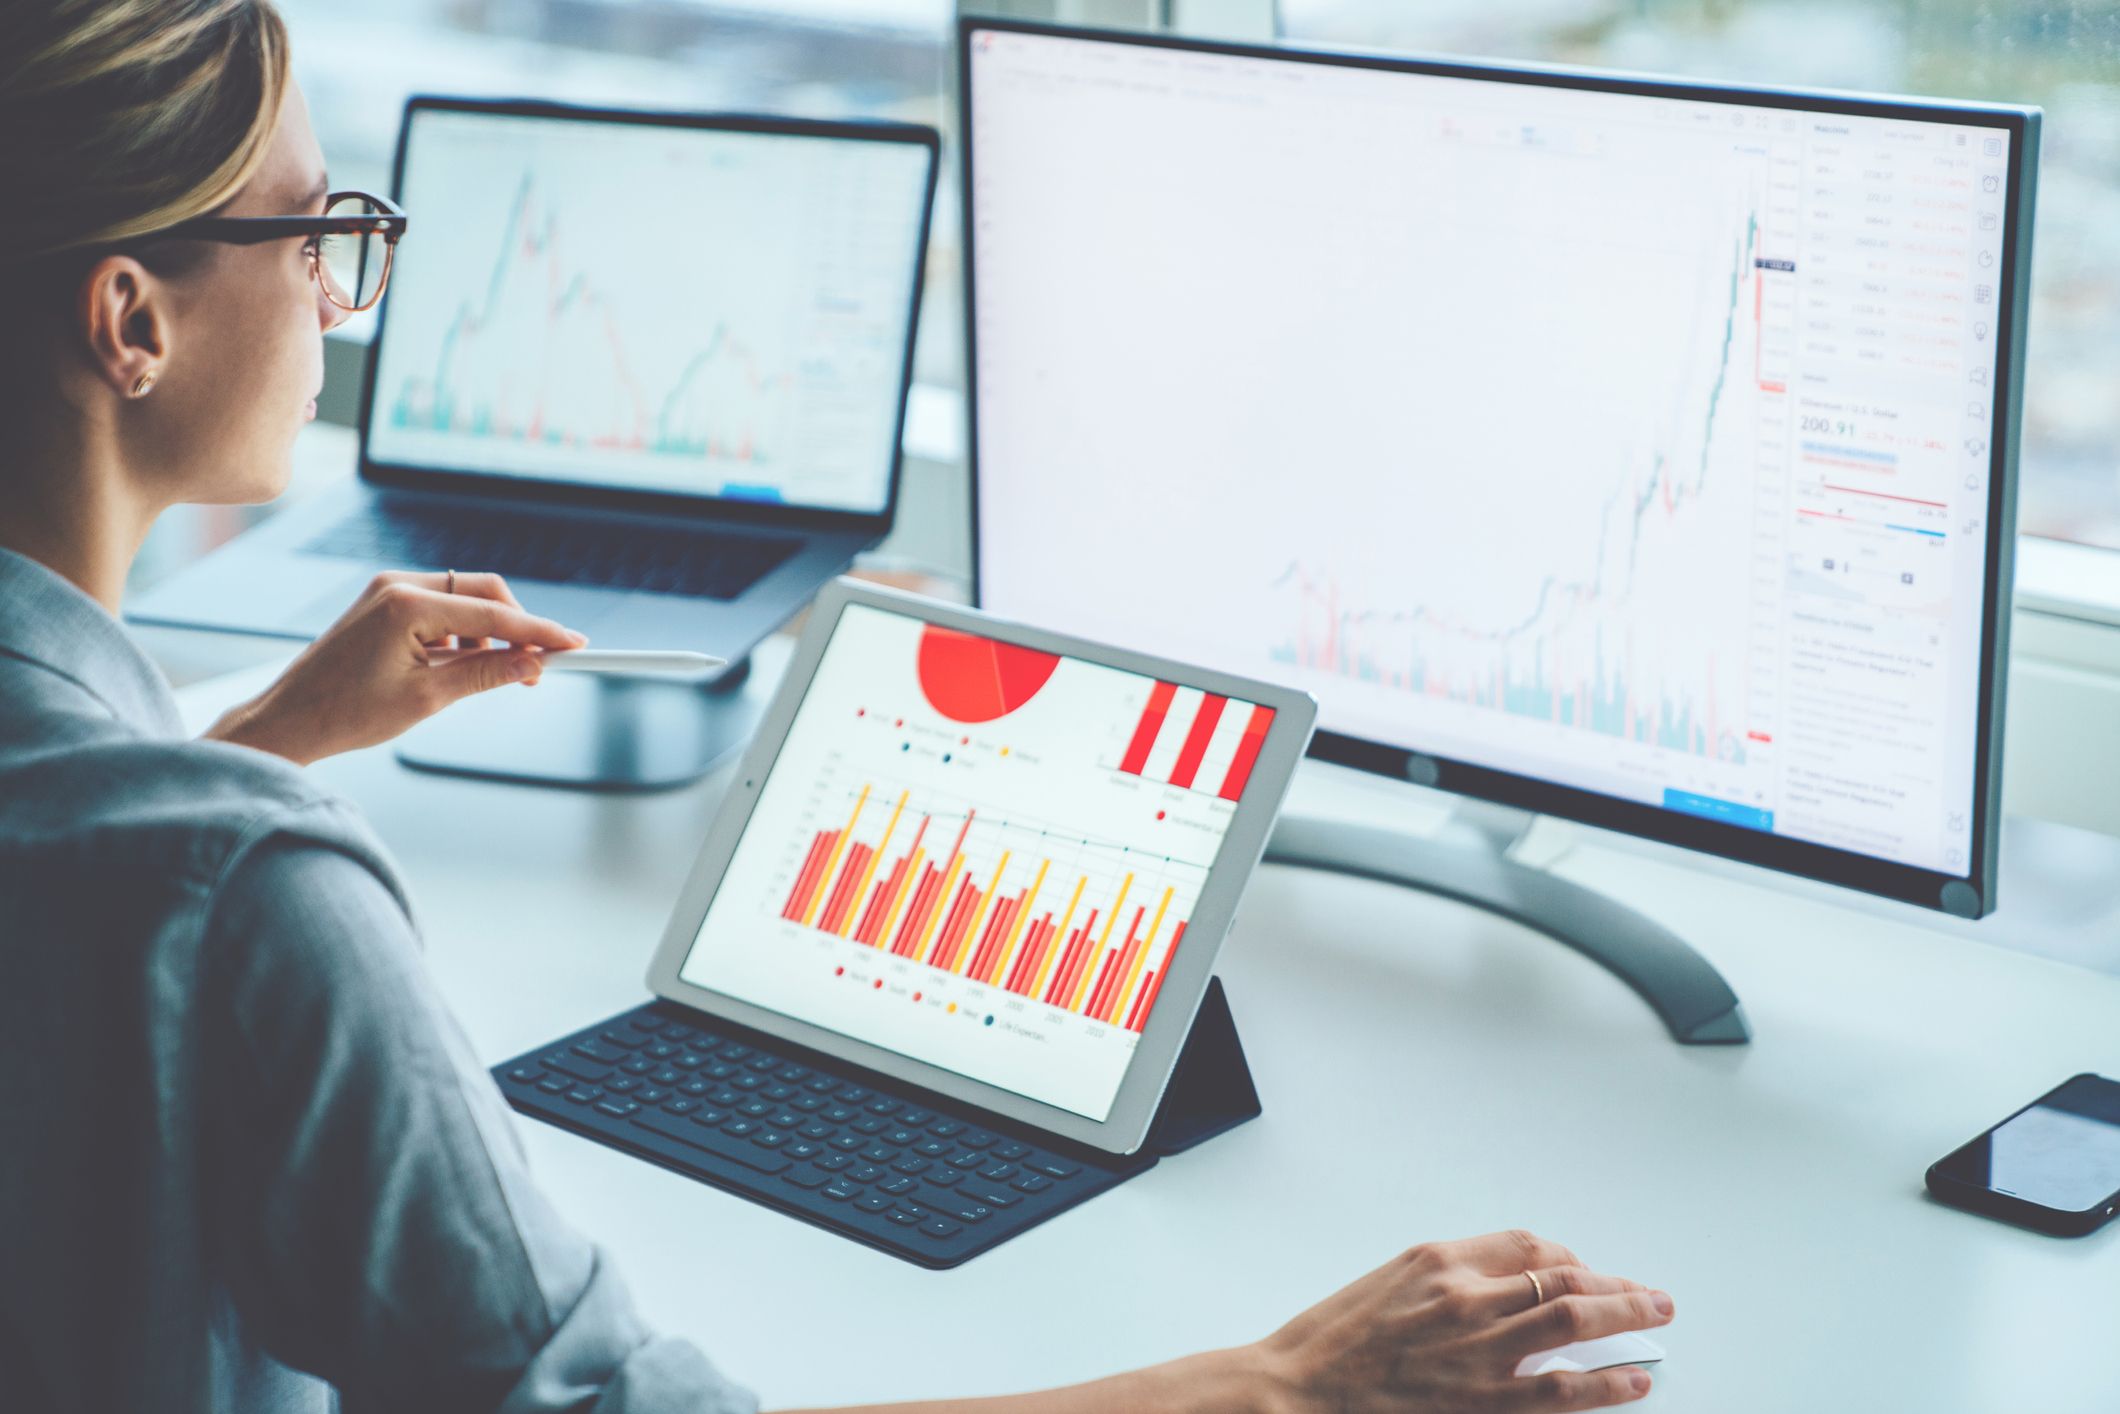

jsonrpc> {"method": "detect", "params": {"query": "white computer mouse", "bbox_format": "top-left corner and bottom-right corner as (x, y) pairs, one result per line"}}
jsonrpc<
(1515, 1331), (1667, 1378)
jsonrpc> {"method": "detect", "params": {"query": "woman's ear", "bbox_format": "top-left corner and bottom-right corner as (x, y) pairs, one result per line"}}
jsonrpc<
(75, 255), (172, 400)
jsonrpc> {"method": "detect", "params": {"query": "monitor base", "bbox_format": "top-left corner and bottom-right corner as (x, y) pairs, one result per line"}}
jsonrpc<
(1263, 808), (1751, 1045)
(394, 657), (759, 791)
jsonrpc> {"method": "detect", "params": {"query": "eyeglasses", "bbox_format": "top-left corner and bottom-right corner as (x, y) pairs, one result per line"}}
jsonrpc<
(155, 190), (407, 312)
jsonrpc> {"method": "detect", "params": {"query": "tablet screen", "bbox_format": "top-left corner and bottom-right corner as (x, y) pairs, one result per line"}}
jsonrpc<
(678, 602), (1277, 1121)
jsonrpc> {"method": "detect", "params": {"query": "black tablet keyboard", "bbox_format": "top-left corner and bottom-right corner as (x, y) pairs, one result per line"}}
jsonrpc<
(493, 1003), (1142, 1268)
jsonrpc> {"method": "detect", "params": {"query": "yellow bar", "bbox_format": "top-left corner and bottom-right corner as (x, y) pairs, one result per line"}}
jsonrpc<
(1030, 875), (1089, 1000)
(835, 789), (907, 938)
(911, 851), (970, 965)
(983, 857), (1050, 986)
(951, 850), (1013, 973)
(1107, 885), (1173, 1024)
(800, 783), (871, 928)
(1069, 872), (1132, 1012)
(872, 846), (926, 952)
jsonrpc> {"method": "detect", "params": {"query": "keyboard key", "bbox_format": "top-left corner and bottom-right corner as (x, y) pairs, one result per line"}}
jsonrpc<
(594, 1099), (640, 1119)
(880, 1175), (919, 1195)
(629, 1009), (667, 1031)
(564, 1086), (602, 1105)
(631, 1109), (790, 1175)
(790, 1096), (826, 1113)
(882, 1127), (921, 1147)
(962, 1130), (997, 1149)
(572, 1038), (626, 1063)
(980, 1162), (1018, 1182)
(534, 1077), (566, 1095)
(837, 1086), (872, 1104)
(605, 1076), (641, 1093)
(786, 1141), (823, 1160)
(799, 1122), (834, 1140)
(855, 1194), (893, 1214)
(763, 1084), (796, 1102)
(505, 1065), (543, 1085)
(927, 1119), (965, 1138)
(722, 1119), (758, 1137)
(891, 1157), (932, 1176)
(693, 1108), (730, 1127)
(637, 1087), (671, 1105)
(926, 1166), (966, 1188)
(892, 1202), (930, 1220)
(665, 1098), (698, 1115)
(898, 1108), (935, 1127)
(601, 1028), (650, 1051)
(815, 1153), (853, 1172)
(752, 1130), (790, 1150)
(718, 1044), (752, 1062)
(1026, 1158), (1081, 1180)
(768, 1110), (803, 1130)
(959, 1182), (1018, 1209)
(673, 1053), (710, 1071)
(1010, 1173), (1053, 1194)
(622, 1057), (657, 1075)
(778, 1065), (811, 1082)
(848, 1164), (886, 1184)
(824, 1105), (859, 1124)
(704, 1062), (738, 1081)
(921, 1191), (994, 1224)
(865, 1098), (901, 1116)
(886, 1210), (920, 1227)
(709, 1088), (743, 1108)
(822, 1182), (862, 1203)
(738, 1099), (773, 1118)
(542, 1053), (612, 1084)
(731, 1074), (765, 1091)
(914, 1139), (952, 1158)
(645, 1042), (679, 1061)
(991, 1140), (1031, 1161)
(919, 1218), (963, 1240)
(946, 1151), (983, 1170)
(680, 1079), (711, 1097)
(651, 1068), (684, 1087)
(852, 1118), (889, 1136)
(782, 1168), (829, 1190)
(659, 1023), (695, 1041)
(828, 1134), (864, 1152)
(804, 1075), (838, 1094)
(860, 1144), (898, 1164)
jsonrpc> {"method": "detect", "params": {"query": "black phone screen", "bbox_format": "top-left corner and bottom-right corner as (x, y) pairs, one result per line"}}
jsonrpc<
(1934, 1074), (2120, 1213)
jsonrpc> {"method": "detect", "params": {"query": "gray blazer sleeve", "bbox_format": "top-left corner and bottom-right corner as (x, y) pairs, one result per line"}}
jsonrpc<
(198, 835), (758, 1414)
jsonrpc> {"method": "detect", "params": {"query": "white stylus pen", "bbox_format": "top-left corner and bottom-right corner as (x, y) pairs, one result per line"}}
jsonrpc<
(427, 648), (728, 677)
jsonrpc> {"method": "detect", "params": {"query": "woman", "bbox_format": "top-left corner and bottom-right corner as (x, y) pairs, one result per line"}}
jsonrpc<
(0, 3), (1673, 1411)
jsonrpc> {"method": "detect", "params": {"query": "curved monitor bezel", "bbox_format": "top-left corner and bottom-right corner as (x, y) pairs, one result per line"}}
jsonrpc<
(959, 17), (2040, 917)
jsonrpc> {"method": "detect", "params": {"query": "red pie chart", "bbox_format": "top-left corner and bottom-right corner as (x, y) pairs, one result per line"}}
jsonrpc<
(916, 626), (1060, 723)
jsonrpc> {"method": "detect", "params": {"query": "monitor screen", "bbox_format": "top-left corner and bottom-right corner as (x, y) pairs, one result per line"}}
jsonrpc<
(366, 106), (932, 514)
(677, 601), (1278, 1122)
(967, 27), (2024, 893)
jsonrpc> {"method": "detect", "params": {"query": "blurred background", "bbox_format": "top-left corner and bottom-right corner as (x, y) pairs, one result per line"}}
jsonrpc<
(268, 0), (2120, 551)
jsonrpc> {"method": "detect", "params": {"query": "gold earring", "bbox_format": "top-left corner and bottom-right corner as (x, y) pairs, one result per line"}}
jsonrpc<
(130, 371), (157, 398)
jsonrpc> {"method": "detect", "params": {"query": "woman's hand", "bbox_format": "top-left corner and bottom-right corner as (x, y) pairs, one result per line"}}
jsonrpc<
(205, 570), (587, 766)
(1248, 1229), (1673, 1413)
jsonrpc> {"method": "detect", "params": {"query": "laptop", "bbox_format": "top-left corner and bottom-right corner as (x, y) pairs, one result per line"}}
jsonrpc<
(129, 98), (939, 669)
(491, 579), (1318, 1266)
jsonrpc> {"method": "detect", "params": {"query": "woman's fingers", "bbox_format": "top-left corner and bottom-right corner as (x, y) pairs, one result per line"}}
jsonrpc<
(423, 647), (545, 704)
(1499, 1366), (1653, 1412)
(1483, 1266), (1646, 1319)
(1441, 1230), (1584, 1278)
(373, 569), (526, 650)
(1491, 1289), (1674, 1361)
(378, 584), (585, 652)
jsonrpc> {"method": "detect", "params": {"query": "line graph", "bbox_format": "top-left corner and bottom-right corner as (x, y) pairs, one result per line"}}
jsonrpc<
(388, 174), (793, 467)
(1267, 203), (1771, 765)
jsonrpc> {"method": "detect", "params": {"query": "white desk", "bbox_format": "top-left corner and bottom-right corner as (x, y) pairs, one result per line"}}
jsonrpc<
(168, 641), (2120, 1413)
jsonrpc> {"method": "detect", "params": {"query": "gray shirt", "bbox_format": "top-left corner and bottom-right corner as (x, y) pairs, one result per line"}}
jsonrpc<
(0, 547), (758, 1414)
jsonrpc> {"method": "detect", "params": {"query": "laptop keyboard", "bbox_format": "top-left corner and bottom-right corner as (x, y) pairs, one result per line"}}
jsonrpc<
(303, 502), (801, 600)
(493, 1004), (1138, 1267)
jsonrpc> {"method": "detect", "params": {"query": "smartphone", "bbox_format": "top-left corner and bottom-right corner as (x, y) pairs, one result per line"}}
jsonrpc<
(1926, 1073), (2120, 1237)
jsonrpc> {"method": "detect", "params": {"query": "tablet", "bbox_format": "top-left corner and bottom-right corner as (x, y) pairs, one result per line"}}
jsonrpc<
(645, 578), (1317, 1155)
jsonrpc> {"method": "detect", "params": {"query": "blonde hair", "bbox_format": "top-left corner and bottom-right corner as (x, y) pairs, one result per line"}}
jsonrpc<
(0, 0), (290, 263)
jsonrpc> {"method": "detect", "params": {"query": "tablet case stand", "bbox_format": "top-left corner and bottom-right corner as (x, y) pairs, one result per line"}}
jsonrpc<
(1143, 976), (1260, 1156)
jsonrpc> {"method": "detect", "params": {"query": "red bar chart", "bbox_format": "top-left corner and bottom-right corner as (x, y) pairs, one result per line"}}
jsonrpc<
(776, 781), (1188, 1033)
(1115, 684), (1275, 803)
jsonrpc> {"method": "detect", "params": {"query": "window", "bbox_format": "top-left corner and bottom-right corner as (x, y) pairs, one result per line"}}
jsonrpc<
(1281, 0), (2120, 552)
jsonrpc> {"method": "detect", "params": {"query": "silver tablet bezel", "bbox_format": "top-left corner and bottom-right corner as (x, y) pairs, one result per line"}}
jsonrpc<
(644, 577), (1317, 1156)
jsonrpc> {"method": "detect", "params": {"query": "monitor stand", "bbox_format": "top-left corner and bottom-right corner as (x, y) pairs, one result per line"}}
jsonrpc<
(394, 658), (760, 791)
(1263, 801), (1752, 1045)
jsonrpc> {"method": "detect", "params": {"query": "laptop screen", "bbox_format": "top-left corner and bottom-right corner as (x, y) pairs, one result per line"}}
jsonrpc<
(677, 601), (1279, 1123)
(365, 106), (933, 515)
